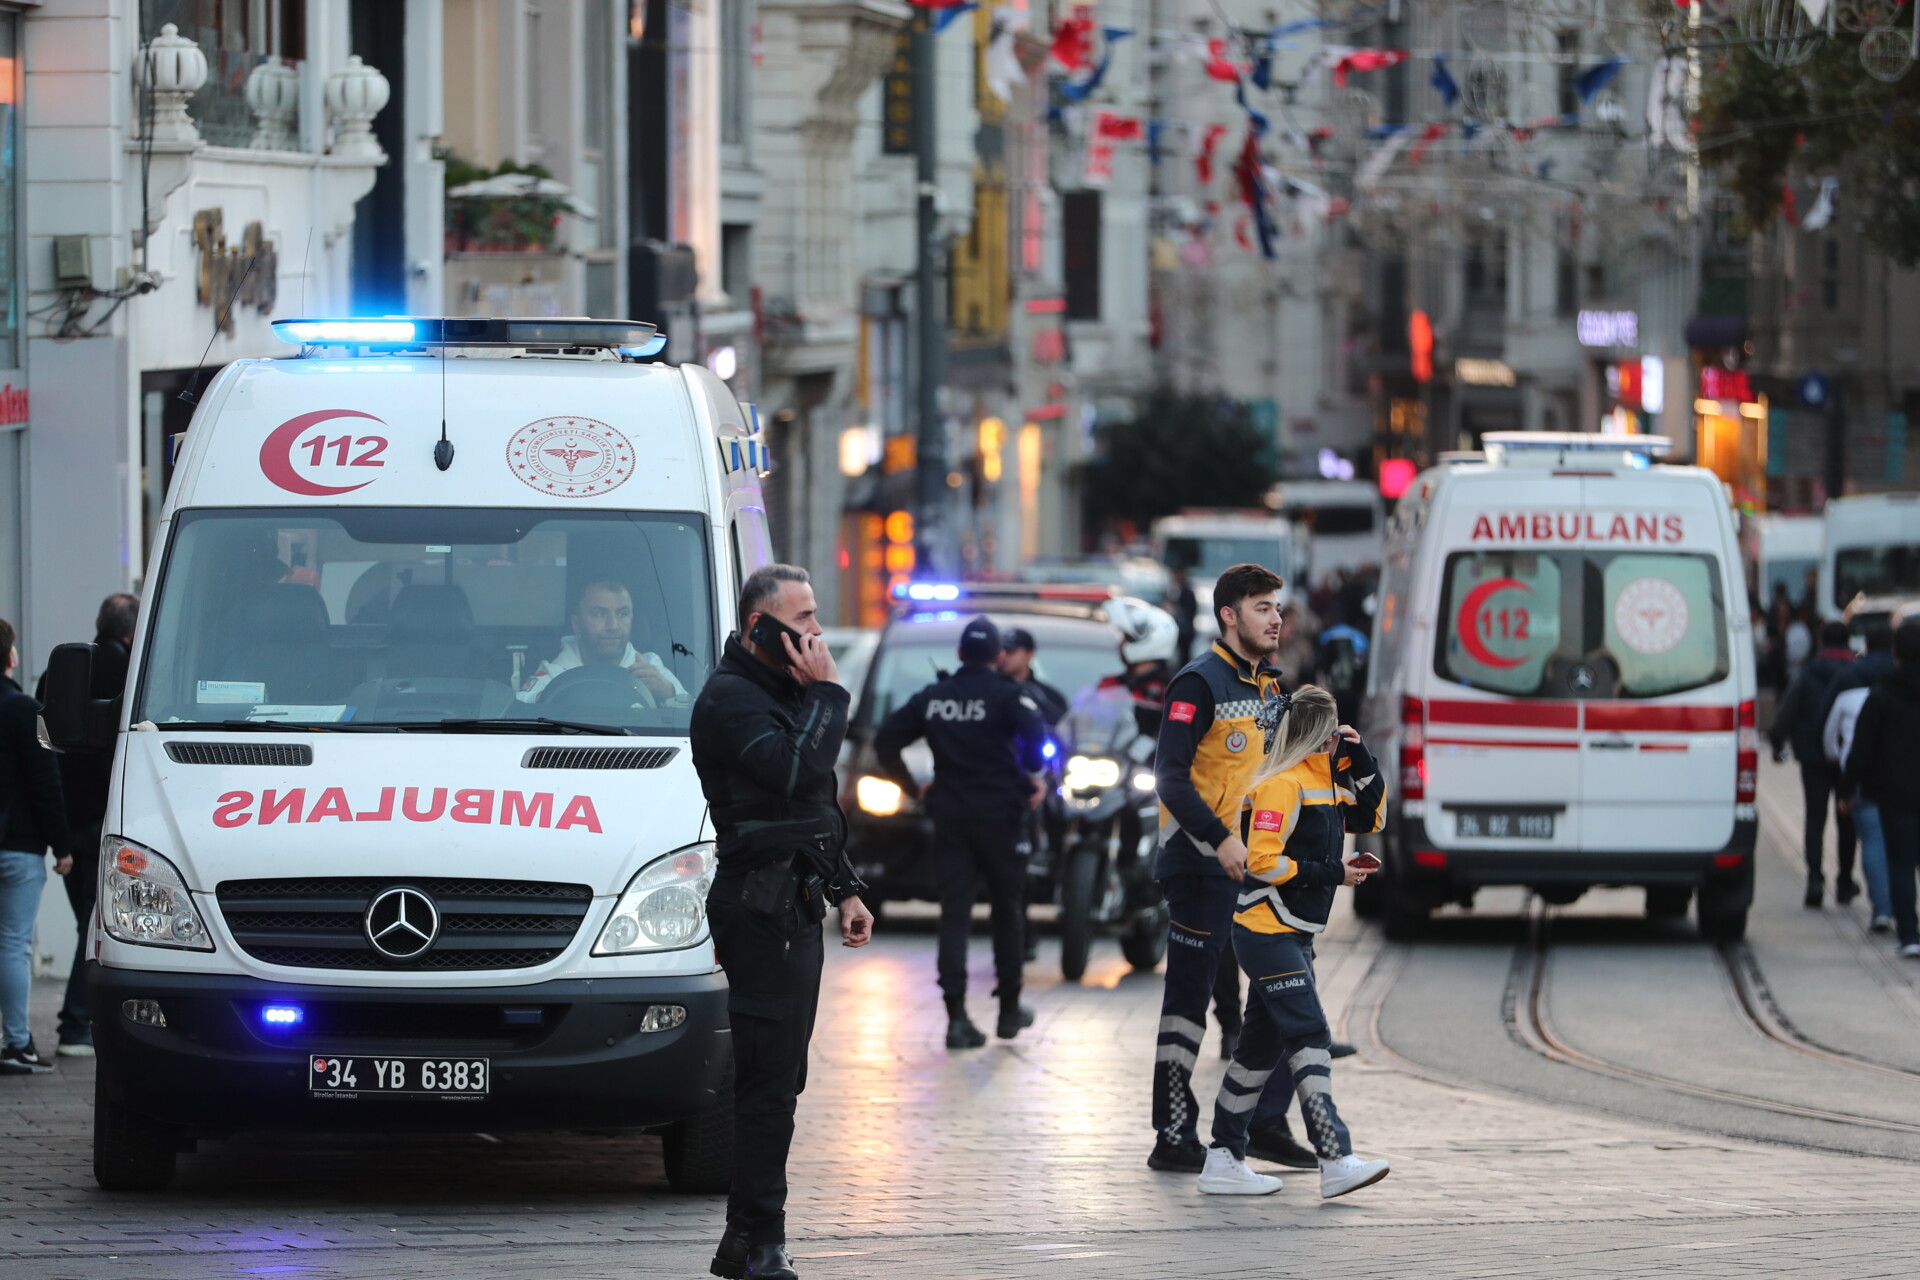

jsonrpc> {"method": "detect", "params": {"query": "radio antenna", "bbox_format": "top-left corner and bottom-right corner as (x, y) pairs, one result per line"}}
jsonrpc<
(434, 339), (454, 470)
(178, 255), (255, 406)
(297, 227), (312, 317)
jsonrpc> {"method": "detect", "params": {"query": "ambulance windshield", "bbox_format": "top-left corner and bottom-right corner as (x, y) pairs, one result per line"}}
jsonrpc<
(1434, 550), (1729, 700)
(136, 507), (714, 734)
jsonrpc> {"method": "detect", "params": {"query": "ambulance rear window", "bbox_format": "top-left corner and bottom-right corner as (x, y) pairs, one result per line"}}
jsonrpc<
(1435, 550), (1728, 700)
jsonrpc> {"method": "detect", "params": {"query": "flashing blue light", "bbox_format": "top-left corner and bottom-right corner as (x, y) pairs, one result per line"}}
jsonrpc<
(1041, 739), (1058, 761)
(894, 581), (962, 602)
(260, 1005), (305, 1027)
(619, 334), (669, 358)
(274, 319), (418, 345)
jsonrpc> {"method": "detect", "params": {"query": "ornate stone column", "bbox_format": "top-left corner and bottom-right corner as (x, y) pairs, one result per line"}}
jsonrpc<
(135, 23), (208, 145)
(245, 55), (300, 151)
(325, 55), (391, 162)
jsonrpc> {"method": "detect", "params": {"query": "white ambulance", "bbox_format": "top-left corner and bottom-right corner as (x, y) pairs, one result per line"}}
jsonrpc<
(1356, 434), (1757, 940)
(1820, 492), (1920, 623)
(41, 317), (774, 1191)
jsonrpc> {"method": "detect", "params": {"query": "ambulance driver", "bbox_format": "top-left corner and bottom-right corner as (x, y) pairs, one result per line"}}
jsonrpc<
(1197, 685), (1392, 1200)
(521, 580), (688, 703)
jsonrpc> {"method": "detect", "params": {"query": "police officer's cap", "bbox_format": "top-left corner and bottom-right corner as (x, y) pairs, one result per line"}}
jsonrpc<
(958, 615), (1002, 663)
(1002, 626), (1036, 653)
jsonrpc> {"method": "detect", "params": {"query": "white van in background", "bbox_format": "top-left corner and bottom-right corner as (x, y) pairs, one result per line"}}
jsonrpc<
(1821, 492), (1920, 623)
(1743, 512), (1822, 615)
(1268, 480), (1386, 577)
(42, 317), (773, 1192)
(1357, 434), (1757, 940)
(1151, 510), (1307, 634)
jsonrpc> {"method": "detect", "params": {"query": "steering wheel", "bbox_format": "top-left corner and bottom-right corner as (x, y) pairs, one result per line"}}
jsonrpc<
(537, 664), (660, 712)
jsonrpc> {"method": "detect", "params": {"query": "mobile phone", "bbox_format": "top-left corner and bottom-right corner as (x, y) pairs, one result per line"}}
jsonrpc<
(749, 612), (805, 666)
(1349, 851), (1382, 871)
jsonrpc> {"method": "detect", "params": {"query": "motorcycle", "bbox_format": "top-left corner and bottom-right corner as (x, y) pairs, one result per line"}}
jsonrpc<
(1054, 680), (1169, 981)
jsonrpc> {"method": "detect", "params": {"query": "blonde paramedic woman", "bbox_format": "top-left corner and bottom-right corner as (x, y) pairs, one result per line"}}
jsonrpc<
(1198, 685), (1392, 1199)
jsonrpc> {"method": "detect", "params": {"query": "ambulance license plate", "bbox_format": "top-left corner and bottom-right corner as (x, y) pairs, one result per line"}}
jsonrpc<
(308, 1054), (489, 1098)
(1454, 810), (1554, 840)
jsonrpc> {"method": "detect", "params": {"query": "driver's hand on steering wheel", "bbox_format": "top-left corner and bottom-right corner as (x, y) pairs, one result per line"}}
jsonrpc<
(626, 656), (675, 701)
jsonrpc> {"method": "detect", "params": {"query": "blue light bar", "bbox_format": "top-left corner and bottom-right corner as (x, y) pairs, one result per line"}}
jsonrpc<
(273, 320), (417, 345)
(260, 1004), (305, 1027)
(894, 582), (961, 602)
(618, 334), (668, 358)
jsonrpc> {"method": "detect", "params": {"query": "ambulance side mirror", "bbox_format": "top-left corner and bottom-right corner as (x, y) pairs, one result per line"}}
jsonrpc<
(42, 642), (116, 752)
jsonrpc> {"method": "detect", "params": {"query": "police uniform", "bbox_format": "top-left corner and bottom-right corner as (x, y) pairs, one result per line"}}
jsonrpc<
(876, 616), (1048, 1036)
(1210, 737), (1385, 1163)
(1149, 640), (1296, 1162)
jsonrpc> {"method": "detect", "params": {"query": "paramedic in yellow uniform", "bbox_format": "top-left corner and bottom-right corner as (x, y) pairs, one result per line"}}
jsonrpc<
(1194, 685), (1394, 1200)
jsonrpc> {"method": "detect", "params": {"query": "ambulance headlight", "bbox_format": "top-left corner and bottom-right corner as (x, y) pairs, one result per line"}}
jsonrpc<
(595, 843), (714, 954)
(101, 837), (213, 951)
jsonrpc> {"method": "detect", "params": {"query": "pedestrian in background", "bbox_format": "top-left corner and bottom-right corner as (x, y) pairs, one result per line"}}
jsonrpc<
(40, 592), (137, 1057)
(0, 618), (73, 1075)
(1148, 564), (1318, 1174)
(876, 615), (1049, 1048)
(1166, 567), (1198, 668)
(1770, 620), (1857, 907)
(1198, 685), (1390, 1199)
(1825, 623), (1896, 932)
(690, 564), (874, 1280)
(1843, 620), (1920, 959)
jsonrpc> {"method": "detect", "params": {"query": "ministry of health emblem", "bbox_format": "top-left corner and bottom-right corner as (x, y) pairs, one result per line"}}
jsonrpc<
(506, 416), (634, 497)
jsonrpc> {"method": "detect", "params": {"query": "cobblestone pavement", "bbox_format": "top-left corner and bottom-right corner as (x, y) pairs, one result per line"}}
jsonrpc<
(7, 760), (1920, 1278)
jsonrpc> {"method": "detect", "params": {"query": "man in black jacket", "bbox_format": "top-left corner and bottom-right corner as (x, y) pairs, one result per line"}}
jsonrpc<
(42, 592), (137, 1057)
(1844, 620), (1920, 958)
(876, 615), (1049, 1048)
(0, 619), (72, 1075)
(1770, 620), (1857, 906)
(691, 564), (874, 1280)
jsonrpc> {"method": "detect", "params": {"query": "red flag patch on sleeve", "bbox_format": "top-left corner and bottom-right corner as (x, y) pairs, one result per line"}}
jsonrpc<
(1168, 701), (1198, 723)
(1251, 809), (1283, 832)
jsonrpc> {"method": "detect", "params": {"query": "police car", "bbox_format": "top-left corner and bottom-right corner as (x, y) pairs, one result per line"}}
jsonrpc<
(840, 583), (1128, 908)
(1357, 434), (1758, 940)
(40, 317), (771, 1192)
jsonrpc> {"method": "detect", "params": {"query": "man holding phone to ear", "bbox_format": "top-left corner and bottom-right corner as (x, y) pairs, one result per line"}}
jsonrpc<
(692, 563), (874, 1280)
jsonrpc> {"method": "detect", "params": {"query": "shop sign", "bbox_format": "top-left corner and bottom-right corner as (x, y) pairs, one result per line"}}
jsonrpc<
(1699, 367), (1751, 402)
(0, 385), (26, 425)
(194, 209), (279, 333)
(1576, 309), (1638, 348)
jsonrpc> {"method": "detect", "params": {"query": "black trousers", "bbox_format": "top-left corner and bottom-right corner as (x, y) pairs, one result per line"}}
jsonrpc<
(1800, 762), (1857, 889)
(1879, 804), (1920, 948)
(1211, 930), (1349, 1160)
(933, 806), (1027, 1009)
(58, 823), (100, 1043)
(708, 873), (825, 1247)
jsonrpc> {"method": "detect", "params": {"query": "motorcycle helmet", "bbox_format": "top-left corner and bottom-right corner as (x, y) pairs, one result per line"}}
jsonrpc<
(1107, 596), (1179, 666)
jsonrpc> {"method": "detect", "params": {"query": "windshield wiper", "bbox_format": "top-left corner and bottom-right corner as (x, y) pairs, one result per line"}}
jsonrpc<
(433, 717), (632, 737)
(157, 720), (389, 733)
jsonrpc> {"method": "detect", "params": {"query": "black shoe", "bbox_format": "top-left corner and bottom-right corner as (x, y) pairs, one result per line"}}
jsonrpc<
(0, 1040), (53, 1075)
(946, 1016), (987, 1049)
(1836, 880), (1860, 906)
(744, 1244), (798, 1279)
(711, 1230), (749, 1280)
(1246, 1120), (1320, 1169)
(996, 1003), (1035, 1040)
(1330, 1040), (1358, 1059)
(1804, 884), (1824, 908)
(1147, 1135), (1207, 1172)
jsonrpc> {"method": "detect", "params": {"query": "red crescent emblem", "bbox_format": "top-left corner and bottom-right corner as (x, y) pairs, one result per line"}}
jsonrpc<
(1456, 577), (1531, 670)
(259, 409), (386, 496)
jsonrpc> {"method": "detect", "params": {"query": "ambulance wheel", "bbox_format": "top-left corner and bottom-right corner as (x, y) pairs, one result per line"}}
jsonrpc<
(1645, 887), (1691, 919)
(93, 1077), (178, 1192)
(1382, 877), (1429, 941)
(663, 1077), (734, 1194)
(1352, 870), (1386, 920)
(1698, 904), (1748, 943)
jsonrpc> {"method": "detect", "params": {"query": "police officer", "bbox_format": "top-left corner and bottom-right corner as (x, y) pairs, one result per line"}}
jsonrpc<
(998, 627), (1069, 725)
(876, 615), (1049, 1048)
(691, 564), (874, 1280)
(1149, 564), (1319, 1174)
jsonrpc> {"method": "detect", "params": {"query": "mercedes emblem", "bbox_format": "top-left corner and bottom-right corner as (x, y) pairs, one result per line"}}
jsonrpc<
(1569, 664), (1597, 694)
(364, 886), (440, 960)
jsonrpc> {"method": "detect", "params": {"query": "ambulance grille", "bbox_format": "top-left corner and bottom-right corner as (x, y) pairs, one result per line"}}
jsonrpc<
(164, 742), (314, 766)
(521, 745), (678, 769)
(215, 877), (593, 970)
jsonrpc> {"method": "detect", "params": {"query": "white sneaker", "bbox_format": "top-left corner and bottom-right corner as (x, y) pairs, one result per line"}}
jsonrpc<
(1900, 943), (1920, 959)
(1871, 916), (1895, 934)
(1319, 1153), (1391, 1199)
(1196, 1146), (1284, 1196)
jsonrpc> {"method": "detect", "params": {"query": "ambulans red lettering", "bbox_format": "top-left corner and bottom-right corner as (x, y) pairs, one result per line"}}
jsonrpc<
(209, 787), (603, 831)
(1467, 512), (1687, 544)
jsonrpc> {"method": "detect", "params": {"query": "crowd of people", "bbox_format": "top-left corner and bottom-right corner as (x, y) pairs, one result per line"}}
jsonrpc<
(0, 594), (137, 1075)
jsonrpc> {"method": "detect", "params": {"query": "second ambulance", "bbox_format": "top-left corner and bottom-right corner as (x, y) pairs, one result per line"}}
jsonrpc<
(1359, 434), (1757, 939)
